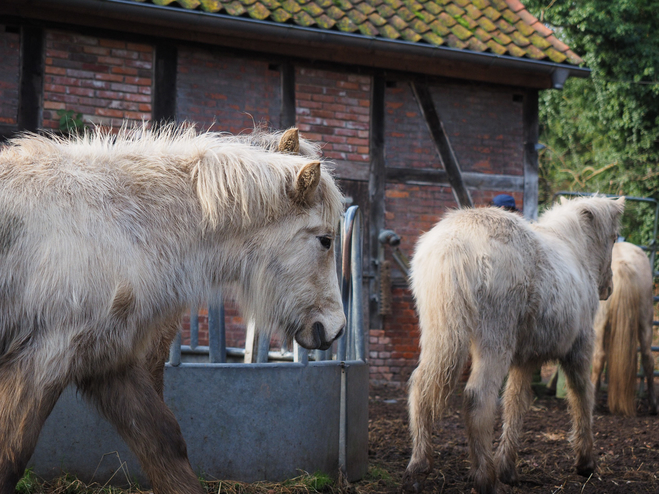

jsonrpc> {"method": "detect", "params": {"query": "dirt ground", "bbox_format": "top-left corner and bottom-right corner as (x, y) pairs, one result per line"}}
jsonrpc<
(358, 378), (659, 494)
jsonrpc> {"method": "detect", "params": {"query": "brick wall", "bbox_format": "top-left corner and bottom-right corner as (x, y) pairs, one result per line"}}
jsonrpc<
(42, 30), (153, 130)
(176, 46), (281, 133)
(0, 26), (19, 127)
(296, 68), (370, 180)
(385, 82), (524, 175)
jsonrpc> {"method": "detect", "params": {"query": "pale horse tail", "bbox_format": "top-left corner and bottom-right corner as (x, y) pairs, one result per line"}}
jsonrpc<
(409, 240), (475, 424)
(605, 259), (640, 417)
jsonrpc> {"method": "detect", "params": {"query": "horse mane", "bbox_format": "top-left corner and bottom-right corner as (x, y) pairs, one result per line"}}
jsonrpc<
(536, 195), (624, 270)
(2, 124), (343, 232)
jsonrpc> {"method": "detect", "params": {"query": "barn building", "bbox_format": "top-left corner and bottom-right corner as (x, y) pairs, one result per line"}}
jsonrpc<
(0, 0), (587, 386)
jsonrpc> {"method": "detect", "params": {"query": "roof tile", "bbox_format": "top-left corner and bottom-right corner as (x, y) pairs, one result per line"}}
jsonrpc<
(401, 27), (422, 41)
(429, 19), (451, 36)
(130, 0), (585, 67)
(397, 6), (416, 22)
(545, 47), (567, 63)
(529, 33), (551, 50)
(248, 2), (272, 18)
(376, 3), (396, 17)
(500, 8), (519, 24)
(495, 18), (514, 34)
(378, 23), (400, 38)
(326, 5), (345, 19)
(336, 15), (360, 31)
(409, 18), (430, 34)
(199, 0), (222, 12)
(451, 23), (472, 41)
(281, 0), (301, 12)
(224, 1), (247, 15)
(368, 11), (387, 26)
(437, 12), (457, 27)
(270, 7), (292, 20)
(481, 6), (501, 21)
(422, 31), (444, 45)
(359, 20), (380, 35)
(389, 14), (409, 30)
(467, 36), (487, 52)
(476, 15), (496, 32)
(355, 2), (375, 15)
(473, 26), (491, 42)
(294, 9), (316, 24)
(508, 30), (530, 46)
(302, 1), (324, 16)
(347, 8), (369, 24)
(506, 43), (526, 57)
(445, 4), (465, 17)
(446, 33), (467, 49)
(422, 1), (441, 15)
(315, 13), (337, 27)
(486, 38), (506, 55)
(464, 5), (482, 20)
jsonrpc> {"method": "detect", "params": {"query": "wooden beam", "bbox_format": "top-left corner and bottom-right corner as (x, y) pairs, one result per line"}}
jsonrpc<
(0, 124), (18, 142)
(17, 25), (43, 132)
(410, 82), (473, 208)
(280, 62), (296, 129)
(368, 74), (385, 330)
(522, 89), (539, 220)
(385, 167), (524, 192)
(153, 42), (178, 122)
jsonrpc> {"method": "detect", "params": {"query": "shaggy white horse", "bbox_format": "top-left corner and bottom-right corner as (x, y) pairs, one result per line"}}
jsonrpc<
(402, 196), (624, 494)
(0, 126), (345, 494)
(592, 241), (657, 416)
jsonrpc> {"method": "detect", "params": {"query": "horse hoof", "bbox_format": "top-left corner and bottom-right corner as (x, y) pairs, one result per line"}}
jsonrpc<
(498, 467), (519, 486)
(575, 459), (596, 477)
(400, 475), (424, 493)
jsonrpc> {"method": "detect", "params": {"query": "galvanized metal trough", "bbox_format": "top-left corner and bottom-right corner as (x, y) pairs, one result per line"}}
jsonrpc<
(29, 206), (368, 486)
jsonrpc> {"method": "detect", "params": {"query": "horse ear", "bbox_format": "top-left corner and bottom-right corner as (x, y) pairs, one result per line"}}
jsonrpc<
(559, 196), (568, 205)
(293, 161), (321, 205)
(278, 128), (300, 154)
(614, 196), (626, 214)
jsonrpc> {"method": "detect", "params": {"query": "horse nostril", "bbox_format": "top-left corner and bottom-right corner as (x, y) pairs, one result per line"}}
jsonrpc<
(312, 322), (325, 348)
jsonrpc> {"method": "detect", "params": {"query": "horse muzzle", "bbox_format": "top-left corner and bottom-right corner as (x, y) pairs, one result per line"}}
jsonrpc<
(295, 320), (345, 350)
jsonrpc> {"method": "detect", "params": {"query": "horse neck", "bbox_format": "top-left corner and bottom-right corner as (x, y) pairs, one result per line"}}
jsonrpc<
(535, 214), (599, 273)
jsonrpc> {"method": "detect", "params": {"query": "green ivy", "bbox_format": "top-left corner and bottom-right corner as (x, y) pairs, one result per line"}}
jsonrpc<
(57, 109), (87, 135)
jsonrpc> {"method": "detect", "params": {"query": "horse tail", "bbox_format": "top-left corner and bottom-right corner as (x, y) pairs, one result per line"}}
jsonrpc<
(409, 239), (474, 421)
(605, 259), (639, 417)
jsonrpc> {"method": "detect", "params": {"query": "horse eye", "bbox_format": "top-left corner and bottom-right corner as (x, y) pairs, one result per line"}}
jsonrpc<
(318, 236), (332, 249)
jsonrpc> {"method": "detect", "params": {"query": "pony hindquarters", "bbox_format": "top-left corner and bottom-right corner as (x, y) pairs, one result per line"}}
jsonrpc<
(592, 241), (657, 416)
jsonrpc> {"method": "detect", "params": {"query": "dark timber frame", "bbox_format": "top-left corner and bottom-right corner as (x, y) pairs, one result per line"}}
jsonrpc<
(522, 89), (539, 220)
(280, 62), (296, 129)
(153, 42), (178, 122)
(17, 25), (43, 134)
(368, 74), (386, 330)
(410, 81), (473, 209)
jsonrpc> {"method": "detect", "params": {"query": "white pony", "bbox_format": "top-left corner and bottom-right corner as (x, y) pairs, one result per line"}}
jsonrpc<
(402, 196), (624, 494)
(0, 126), (345, 494)
(592, 241), (657, 416)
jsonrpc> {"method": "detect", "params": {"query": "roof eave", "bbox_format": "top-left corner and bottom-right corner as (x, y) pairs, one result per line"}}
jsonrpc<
(2, 0), (591, 87)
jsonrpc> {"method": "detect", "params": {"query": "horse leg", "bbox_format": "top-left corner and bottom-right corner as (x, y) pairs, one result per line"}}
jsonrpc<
(78, 365), (204, 494)
(638, 320), (657, 415)
(0, 357), (65, 494)
(560, 348), (596, 477)
(463, 348), (510, 494)
(145, 317), (180, 400)
(590, 318), (608, 399)
(494, 363), (535, 485)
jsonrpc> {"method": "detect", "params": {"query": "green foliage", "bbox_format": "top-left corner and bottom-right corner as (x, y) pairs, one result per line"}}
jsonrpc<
(523, 0), (659, 244)
(523, 0), (659, 197)
(57, 109), (87, 135)
(16, 469), (39, 494)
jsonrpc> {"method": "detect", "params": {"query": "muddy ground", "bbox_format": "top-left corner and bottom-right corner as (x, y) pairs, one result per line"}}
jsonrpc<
(359, 381), (659, 494)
